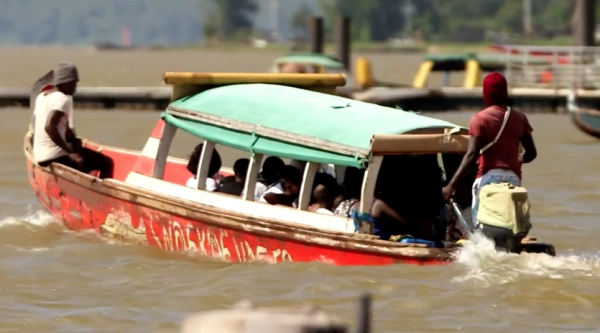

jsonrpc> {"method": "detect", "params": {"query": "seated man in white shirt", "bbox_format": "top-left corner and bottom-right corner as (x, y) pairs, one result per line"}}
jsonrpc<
(185, 143), (222, 191)
(32, 62), (113, 178)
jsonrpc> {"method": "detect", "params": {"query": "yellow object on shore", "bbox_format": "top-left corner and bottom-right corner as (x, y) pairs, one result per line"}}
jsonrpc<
(355, 56), (374, 88)
(463, 59), (481, 88)
(413, 60), (433, 88)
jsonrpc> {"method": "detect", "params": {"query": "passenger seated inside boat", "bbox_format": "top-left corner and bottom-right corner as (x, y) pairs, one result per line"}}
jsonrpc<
(333, 167), (364, 218)
(185, 143), (222, 191)
(371, 190), (411, 240)
(370, 155), (445, 241)
(260, 165), (302, 207)
(253, 156), (285, 200)
(218, 158), (249, 196)
(309, 184), (334, 215)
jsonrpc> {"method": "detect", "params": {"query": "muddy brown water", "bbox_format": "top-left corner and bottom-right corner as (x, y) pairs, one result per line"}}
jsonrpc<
(1, 48), (600, 332)
(2, 106), (600, 332)
(0, 47), (463, 88)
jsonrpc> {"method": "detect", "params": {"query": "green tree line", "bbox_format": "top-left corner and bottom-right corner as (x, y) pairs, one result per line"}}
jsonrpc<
(310, 0), (575, 43)
(0, 0), (590, 46)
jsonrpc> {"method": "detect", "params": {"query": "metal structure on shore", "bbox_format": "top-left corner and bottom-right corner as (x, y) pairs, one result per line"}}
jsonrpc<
(4, 6), (600, 113)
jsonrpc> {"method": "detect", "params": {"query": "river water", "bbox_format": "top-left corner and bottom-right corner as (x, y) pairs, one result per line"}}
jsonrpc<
(2, 108), (600, 332)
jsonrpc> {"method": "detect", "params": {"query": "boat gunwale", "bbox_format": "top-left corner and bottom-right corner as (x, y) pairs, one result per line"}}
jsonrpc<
(570, 111), (600, 139)
(23, 133), (455, 261)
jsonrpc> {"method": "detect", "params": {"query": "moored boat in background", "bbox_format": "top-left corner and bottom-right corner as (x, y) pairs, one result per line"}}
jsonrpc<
(567, 88), (600, 139)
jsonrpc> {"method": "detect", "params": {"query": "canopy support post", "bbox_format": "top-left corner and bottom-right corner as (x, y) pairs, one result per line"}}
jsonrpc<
(359, 155), (383, 218)
(153, 122), (177, 180)
(195, 141), (215, 190)
(243, 153), (264, 201)
(298, 162), (320, 211)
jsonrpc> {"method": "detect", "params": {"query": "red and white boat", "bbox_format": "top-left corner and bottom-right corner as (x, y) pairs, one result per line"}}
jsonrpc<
(25, 72), (555, 265)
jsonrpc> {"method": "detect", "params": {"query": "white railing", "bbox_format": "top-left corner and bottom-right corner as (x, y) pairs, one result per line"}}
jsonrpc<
(499, 45), (600, 90)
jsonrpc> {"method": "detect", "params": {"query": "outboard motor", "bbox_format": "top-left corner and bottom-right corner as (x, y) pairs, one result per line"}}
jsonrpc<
(476, 182), (531, 253)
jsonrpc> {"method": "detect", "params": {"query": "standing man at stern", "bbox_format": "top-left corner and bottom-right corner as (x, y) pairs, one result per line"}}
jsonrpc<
(32, 62), (113, 178)
(442, 72), (537, 230)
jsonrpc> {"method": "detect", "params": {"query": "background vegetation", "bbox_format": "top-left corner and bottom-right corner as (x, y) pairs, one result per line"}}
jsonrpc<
(0, 0), (586, 46)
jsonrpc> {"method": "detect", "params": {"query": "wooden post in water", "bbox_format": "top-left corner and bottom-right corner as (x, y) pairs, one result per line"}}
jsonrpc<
(335, 16), (351, 70)
(356, 293), (371, 333)
(574, 0), (596, 46)
(573, 0), (596, 88)
(309, 17), (324, 54)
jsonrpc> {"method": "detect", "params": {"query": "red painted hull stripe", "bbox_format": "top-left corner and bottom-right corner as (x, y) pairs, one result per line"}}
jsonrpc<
(150, 120), (165, 139)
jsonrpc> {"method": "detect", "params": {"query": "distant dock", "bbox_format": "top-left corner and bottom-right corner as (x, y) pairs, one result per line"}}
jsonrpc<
(0, 87), (171, 110)
(2, 86), (599, 112)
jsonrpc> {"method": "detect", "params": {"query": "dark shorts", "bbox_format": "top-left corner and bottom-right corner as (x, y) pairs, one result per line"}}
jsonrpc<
(38, 147), (114, 178)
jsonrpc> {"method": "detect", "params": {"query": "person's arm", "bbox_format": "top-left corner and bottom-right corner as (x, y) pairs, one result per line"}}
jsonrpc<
(65, 127), (80, 145)
(263, 193), (296, 207)
(446, 116), (486, 191)
(371, 200), (408, 224)
(446, 136), (485, 190)
(519, 115), (537, 164)
(263, 192), (279, 205)
(44, 110), (73, 153)
(45, 94), (75, 153)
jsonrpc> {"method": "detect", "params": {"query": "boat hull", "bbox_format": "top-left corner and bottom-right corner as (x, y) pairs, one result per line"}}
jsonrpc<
(570, 108), (600, 139)
(25, 137), (459, 266)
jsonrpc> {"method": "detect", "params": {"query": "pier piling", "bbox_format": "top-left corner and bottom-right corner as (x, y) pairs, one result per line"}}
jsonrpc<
(309, 17), (324, 54)
(335, 16), (351, 70)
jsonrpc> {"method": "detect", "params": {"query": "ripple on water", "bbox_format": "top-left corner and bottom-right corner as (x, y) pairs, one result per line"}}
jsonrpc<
(1, 207), (600, 332)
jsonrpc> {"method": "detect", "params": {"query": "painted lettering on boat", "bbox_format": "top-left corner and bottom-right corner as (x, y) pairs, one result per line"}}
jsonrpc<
(155, 220), (293, 263)
(101, 209), (293, 263)
(101, 210), (148, 245)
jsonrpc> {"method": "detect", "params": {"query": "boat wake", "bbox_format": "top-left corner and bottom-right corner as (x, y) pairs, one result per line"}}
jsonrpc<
(0, 208), (63, 253)
(2, 209), (600, 280)
(454, 233), (600, 286)
(0, 207), (58, 229)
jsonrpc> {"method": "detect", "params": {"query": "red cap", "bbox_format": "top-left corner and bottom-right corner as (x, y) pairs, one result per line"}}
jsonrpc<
(482, 72), (508, 106)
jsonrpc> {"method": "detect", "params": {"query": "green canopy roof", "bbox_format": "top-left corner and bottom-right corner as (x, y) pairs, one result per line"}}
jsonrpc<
(274, 53), (344, 69)
(163, 83), (464, 168)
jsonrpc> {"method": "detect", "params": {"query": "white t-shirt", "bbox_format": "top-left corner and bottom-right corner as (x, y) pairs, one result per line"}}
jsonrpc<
(316, 208), (333, 215)
(186, 177), (218, 191)
(240, 182), (268, 200)
(32, 89), (73, 164)
(259, 182), (284, 202)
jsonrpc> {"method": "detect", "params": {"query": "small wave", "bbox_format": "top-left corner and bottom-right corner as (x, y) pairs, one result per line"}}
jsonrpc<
(6, 245), (50, 252)
(0, 207), (58, 229)
(453, 233), (600, 286)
